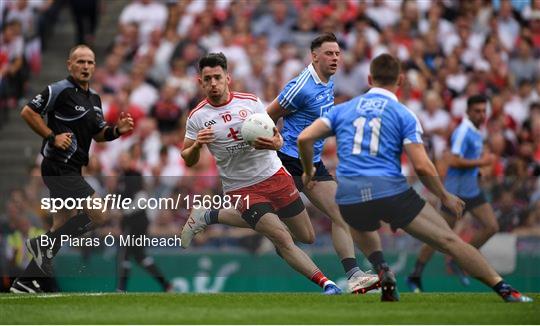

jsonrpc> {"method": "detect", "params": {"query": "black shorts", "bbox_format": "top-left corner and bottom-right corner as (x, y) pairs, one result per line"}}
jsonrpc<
(441, 191), (487, 215)
(338, 188), (426, 232)
(41, 158), (95, 200)
(277, 151), (334, 192)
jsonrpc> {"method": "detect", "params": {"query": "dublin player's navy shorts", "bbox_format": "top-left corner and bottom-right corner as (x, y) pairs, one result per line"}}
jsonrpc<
(41, 158), (95, 200)
(277, 151), (334, 192)
(339, 188), (426, 232)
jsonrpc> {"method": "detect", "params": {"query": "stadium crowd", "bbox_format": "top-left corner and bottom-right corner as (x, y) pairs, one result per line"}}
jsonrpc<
(1, 0), (540, 270)
(0, 0), (100, 128)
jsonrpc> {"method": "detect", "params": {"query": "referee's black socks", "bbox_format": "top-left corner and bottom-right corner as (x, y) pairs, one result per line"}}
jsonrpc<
(43, 212), (93, 256)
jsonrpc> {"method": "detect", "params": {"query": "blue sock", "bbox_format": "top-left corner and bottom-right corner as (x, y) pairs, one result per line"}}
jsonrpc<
(204, 209), (219, 225)
(492, 280), (511, 295)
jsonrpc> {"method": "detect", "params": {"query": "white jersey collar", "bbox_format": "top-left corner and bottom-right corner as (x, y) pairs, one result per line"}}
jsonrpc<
(308, 63), (329, 86)
(367, 87), (398, 102)
(463, 117), (481, 133)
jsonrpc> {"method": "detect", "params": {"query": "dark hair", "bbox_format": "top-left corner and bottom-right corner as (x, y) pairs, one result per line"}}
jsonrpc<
(467, 94), (488, 109)
(369, 53), (401, 86)
(310, 33), (338, 52)
(198, 52), (227, 72)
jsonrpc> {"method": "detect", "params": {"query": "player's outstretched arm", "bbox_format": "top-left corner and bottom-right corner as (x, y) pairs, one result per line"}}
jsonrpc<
(405, 143), (465, 217)
(446, 152), (495, 168)
(298, 119), (332, 188)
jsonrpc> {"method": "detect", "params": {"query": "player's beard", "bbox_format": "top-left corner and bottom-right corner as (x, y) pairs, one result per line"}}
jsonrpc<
(208, 89), (228, 105)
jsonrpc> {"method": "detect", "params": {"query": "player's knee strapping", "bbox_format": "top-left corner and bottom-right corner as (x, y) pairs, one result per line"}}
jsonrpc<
(276, 197), (305, 219)
(241, 203), (274, 228)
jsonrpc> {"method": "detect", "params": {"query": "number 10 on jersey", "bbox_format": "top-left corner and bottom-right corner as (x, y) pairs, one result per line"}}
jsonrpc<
(352, 117), (381, 155)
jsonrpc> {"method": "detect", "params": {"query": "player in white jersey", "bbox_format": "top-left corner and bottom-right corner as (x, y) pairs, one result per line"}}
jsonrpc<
(181, 53), (342, 294)
(185, 93), (282, 192)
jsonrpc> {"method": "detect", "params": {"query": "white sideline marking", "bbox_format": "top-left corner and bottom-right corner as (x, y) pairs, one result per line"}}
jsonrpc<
(0, 292), (107, 300)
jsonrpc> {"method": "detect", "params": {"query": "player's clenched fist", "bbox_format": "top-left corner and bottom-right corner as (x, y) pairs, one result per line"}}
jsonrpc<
(442, 192), (465, 218)
(54, 132), (73, 150)
(301, 167), (317, 190)
(196, 127), (215, 146)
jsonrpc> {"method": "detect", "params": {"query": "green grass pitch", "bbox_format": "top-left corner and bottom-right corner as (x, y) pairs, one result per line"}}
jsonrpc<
(1, 293), (539, 324)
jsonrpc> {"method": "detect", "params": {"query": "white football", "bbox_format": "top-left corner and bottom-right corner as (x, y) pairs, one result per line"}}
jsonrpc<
(241, 113), (275, 144)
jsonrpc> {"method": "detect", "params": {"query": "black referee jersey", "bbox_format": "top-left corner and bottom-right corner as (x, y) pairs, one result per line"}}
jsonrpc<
(26, 76), (107, 167)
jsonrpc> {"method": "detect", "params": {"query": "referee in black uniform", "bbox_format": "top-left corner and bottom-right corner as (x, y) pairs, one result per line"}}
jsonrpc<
(10, 45), (134, 293)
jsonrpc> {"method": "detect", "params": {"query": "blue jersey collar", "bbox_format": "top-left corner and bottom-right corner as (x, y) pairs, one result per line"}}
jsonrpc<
(308, 63), (330, 86)
(367, 87), (398, 102)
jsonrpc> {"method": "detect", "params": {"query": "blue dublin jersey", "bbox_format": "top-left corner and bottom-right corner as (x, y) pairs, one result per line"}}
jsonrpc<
(278, 64), (334, 162)
(321, 88), (424, 204)
(444, 118), (484, 198)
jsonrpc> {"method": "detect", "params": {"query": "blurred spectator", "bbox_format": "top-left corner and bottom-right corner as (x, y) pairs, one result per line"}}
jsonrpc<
(166, 58), (197, 104)
(418, 90), (451, 159)
(150, 82), (183, 136)
(69, 0), (99, 46)
(512, 201), (540, 237)
(334, 52), (369, 99)
(366, 0), (400, 29)
(210, 25), (250, 80)
(252, 0), (295, 48)
(119, 0), (167, 45)
(151, 145), (184, 198)
(495, 190), (524, 232)
(128, 64), (159, 114)
(0, 20), (26, 109)
(94, 53), (129, 94)
(5, 203), (44, 277)
(509, 39), (538, 85)
(496, 0), (521, 51)
(105, 86), (145, 130)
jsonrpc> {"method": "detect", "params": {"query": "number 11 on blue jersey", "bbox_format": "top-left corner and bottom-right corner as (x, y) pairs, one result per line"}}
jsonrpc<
(353, 116), (382, 156)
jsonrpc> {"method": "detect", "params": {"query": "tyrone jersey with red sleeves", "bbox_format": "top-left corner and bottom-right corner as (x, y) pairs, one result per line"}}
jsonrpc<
(185, 92), (282, 192)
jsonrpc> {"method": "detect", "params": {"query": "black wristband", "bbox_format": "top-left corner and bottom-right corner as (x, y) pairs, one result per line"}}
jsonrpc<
(104, 126), (120, 141)
(46, 132), (55, 145)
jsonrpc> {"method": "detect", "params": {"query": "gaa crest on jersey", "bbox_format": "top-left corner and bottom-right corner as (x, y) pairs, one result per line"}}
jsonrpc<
(238, 109), (248, 120)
